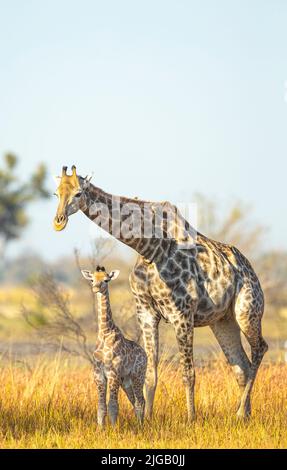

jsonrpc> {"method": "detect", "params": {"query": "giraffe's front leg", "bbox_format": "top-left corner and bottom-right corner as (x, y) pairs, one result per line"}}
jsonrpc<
(107, 372), (120, 426)
(94, 363), (107, 427)
(172, 314), (196, 421)
(136, 303), (160, 419)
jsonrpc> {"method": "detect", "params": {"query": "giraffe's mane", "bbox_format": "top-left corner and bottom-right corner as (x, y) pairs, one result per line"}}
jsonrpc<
(81, 177), (167, 207)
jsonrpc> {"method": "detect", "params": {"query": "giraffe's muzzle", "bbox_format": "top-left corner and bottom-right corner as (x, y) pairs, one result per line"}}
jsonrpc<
(53, 214), (68, 231)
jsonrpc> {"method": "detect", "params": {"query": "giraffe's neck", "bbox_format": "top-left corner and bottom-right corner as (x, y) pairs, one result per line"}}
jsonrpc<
(96, 289), (116, 338)
(82, 182), (170, 261)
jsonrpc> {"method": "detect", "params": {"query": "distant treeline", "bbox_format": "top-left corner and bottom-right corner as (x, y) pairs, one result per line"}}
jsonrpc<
(1, 248), (287, 320)
(0, 250), (133, 287)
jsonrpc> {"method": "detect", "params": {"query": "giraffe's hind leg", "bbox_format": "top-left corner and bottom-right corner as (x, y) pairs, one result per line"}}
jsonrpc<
(131, 373), (146, 424)
(210, 313), (252, 415)
(122, 377), (135, 406)
(234, 283), (268, 419)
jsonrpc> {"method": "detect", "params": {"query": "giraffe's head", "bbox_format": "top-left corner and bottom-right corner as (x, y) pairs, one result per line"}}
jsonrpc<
(53, 165), (91, 231)
(81, 265), (120, 293)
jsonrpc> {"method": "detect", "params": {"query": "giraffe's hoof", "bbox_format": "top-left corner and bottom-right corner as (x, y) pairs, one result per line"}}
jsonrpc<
(236, 410), (251, 421)
(145, 410), (154, 420)
(187, 413), (196, 423)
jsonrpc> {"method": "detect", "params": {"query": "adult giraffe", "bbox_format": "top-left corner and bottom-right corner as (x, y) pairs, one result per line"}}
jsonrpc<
(53, 165), (268, 420)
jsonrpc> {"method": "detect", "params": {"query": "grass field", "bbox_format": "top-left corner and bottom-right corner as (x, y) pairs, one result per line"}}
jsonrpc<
(0, 284), (286, 448)
(0, 353), (286, 449)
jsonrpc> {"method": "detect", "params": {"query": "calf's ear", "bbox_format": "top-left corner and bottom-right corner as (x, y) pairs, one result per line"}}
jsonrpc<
(81, 270), (93, 281)
(109, 270), (120, 281)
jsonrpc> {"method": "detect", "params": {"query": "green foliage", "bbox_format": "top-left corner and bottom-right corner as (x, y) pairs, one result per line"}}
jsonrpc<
(0, 153), (49, 245)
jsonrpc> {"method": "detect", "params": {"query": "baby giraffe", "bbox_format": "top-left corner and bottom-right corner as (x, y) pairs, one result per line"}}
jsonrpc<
(81, 266), (147, 427)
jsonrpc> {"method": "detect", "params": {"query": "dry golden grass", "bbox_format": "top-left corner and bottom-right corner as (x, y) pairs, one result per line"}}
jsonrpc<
(0, 353), (286, 449)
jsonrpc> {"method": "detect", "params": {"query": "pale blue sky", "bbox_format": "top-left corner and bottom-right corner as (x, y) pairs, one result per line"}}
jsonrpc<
(1, 1), (287, 260)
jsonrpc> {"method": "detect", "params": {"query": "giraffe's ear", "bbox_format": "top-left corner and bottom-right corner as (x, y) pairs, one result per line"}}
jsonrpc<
(81, 270), (93, 281)
(109, 270), (120, 281)
(53, 175), (61, 187)
(85, 172), (93, 182)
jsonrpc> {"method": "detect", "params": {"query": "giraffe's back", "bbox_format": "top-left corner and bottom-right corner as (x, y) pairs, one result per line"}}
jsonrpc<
(130, 233), (263, 327)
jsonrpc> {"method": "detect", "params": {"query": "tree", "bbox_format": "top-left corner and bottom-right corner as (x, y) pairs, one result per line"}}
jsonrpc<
(0, 153), (49, 254)
(193, 192), (266, 259)
(23, 271), (96, 365)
